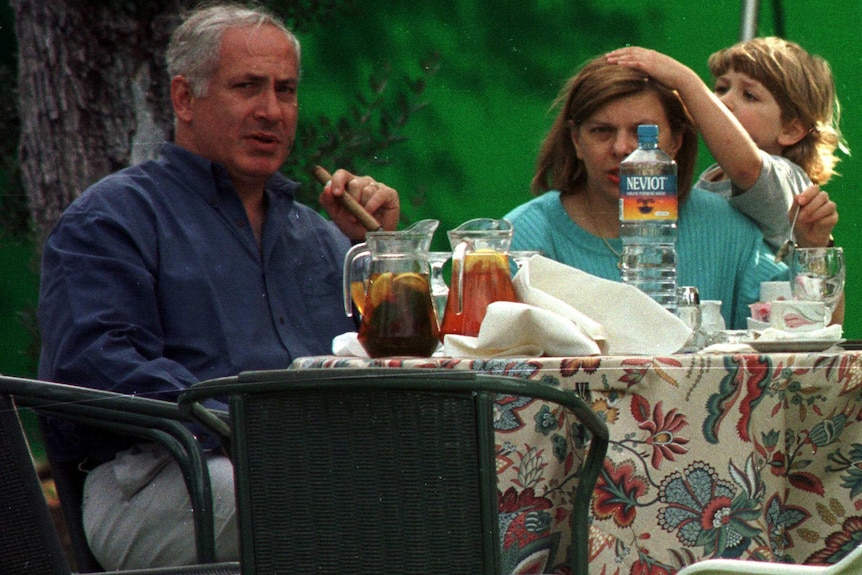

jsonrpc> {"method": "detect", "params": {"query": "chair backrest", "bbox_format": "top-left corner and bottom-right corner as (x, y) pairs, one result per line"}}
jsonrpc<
(0, 393), (73, 575)
(180, 367), (609, 575)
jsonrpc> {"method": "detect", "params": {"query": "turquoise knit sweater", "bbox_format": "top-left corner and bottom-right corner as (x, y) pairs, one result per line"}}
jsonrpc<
(504, 189), (788, 330)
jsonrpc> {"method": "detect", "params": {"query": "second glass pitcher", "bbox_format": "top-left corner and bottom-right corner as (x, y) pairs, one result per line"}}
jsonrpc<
(343, 219), (440, 357)
(439, 218), (518, 339)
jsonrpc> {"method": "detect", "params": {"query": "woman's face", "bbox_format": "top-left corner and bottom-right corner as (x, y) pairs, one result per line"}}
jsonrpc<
(571, 91), (681, 206)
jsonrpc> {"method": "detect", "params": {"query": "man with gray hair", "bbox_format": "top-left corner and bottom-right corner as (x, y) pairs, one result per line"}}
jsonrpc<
(37, 3), (400, 569)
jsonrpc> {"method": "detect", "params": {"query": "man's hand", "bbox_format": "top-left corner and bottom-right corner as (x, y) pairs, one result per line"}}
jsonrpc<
(318, 169), (401, 241)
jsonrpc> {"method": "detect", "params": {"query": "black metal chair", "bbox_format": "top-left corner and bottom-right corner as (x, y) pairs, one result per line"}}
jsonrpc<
(0, 374), (239, 575)
(179, 368), (609, 575)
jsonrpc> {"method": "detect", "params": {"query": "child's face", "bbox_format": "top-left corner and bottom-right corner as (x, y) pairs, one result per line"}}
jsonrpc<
(714, 69), (799, 155)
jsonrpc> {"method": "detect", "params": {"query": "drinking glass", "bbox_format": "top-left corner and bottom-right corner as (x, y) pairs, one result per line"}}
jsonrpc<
(699, 300), (725, 347)
(427, 251), (451, 326)
(790, 247), (845, 320)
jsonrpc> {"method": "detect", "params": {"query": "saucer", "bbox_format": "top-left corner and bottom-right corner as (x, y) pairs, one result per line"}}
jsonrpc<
(742, 338), (846, 353)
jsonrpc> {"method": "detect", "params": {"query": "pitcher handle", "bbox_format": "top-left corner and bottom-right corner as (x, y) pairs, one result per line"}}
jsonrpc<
(450, 240), (469, 315)
(343, 242), (370, 317)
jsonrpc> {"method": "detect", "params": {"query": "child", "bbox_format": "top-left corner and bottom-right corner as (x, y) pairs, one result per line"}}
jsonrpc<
(606, 38), (845, 251)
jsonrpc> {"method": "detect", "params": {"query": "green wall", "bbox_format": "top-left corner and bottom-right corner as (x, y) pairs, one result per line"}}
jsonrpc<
(2, 1), (860, 381)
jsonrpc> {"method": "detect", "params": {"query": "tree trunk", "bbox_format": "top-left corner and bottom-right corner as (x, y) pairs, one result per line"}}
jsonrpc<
(11, 0), (188, 245)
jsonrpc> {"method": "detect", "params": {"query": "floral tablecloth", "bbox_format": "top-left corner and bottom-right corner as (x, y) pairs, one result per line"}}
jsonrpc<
(292, 350), (862, 575)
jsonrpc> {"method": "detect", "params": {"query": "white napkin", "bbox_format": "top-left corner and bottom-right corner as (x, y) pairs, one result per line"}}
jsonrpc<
(756, 324), (843, 341)
(512, 255), (691, 356)
(699, 343), (755, 354)
(443, 301), (602, 358)
(332, 331), (369, 357)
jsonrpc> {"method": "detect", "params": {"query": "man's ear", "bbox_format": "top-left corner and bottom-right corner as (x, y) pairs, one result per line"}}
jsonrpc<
(778, 117), (808, 147)
(171, 75), (194, 123)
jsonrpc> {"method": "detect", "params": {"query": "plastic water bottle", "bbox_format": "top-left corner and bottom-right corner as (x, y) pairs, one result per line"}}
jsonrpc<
(619, 124), (678, 313)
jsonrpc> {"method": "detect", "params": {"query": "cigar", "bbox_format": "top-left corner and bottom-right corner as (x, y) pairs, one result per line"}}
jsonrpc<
(311, 166), (384, 232)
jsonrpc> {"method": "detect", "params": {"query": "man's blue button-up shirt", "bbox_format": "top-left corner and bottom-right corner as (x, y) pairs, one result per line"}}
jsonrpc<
(38, 143), (356, 461)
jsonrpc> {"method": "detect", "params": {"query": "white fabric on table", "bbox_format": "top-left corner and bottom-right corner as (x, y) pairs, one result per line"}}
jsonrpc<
(509, 255), (691, 356)
(443, 301), (602, 358)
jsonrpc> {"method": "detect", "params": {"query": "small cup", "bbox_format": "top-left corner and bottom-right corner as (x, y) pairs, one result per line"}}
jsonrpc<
(698, 300), (726, 348)
(760, 281), (792, 303)
(749, 302), (771, 323)
(770, 300), (826, 332)
(700, 300), (725, 332)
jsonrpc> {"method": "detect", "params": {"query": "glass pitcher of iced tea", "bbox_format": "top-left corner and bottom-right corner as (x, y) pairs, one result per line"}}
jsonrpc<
(439, 218), (518, 339)
(343, 219), (440, 358)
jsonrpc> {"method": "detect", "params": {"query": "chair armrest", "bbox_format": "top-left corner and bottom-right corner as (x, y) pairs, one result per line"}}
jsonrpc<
(178, 375), (238, 454)
(0, 375), (219, 564)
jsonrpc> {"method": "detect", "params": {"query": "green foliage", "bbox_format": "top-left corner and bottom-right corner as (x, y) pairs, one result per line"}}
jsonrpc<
(285, 52), (440, 208)
(260, 0), (441, 210)
(268, 0), (353, 34)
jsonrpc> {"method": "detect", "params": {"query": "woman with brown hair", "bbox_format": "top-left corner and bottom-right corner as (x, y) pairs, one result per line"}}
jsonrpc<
(504, 55), (787, 329)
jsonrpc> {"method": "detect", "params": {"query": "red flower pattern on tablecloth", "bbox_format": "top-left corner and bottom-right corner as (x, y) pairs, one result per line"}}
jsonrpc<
(805, 516), (862, 565)
(632, 397), (690, 470)
(560, 356), (602, 376)
(630, 555), (673, 575)
(593, 459), (648, 528)
(499, 486), (555, 548)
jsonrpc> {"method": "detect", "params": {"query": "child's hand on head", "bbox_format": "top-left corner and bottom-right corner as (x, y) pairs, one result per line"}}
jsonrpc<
(605, 47), (697, 92)
(794, 184), (838, 248)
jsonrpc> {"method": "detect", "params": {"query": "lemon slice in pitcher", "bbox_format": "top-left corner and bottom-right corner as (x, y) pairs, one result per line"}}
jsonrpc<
(465, 249), (509, 272)
(368, 272), (394, 309)
(393, 272), (429, 293)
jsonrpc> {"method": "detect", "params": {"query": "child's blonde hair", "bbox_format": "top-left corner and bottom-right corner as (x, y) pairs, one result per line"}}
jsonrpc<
(708, 36), (847, 185)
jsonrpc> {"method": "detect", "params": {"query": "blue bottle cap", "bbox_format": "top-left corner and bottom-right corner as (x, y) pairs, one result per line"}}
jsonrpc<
(638, 124), (659, 140)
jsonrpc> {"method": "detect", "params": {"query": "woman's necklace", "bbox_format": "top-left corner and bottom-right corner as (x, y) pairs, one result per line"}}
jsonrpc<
(569, 192), (623, 269)
(600, 236), (622, 269)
